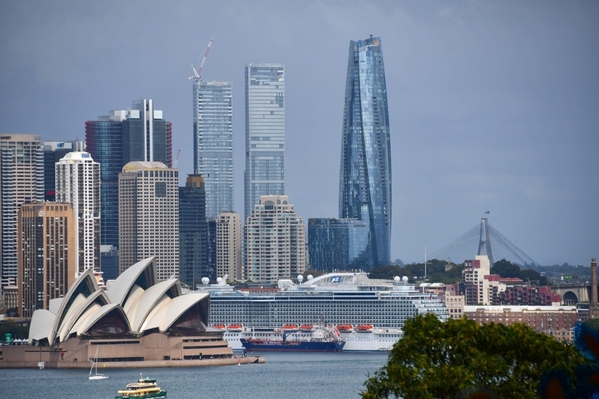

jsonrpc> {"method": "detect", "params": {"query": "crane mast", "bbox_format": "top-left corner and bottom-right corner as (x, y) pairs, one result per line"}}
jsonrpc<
(189, 38), (214, 81)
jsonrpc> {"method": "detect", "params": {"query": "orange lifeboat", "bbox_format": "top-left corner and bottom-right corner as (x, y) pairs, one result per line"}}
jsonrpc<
(227, 324), (244, 332)
(212, 324), (226, 329)
(299, 324), (314, 331)
(282, 324), (299, 331)
(336, 324), (353, 332)
(356, 324), (373, 333)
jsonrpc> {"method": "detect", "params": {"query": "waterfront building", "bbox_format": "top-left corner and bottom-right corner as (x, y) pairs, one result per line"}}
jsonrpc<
(216, 211), (242, 281)
(43, 140), (84, 201)
(17, 202), (77, 318)
(118, 162), (179, 280)
(244, 195), (306, 283)
(3, 257), (241, 369)
(179, 175), (209, 287)
(244, 64), (285, 219)
(55, 152), (101, 275)
(193, 81), (234, 219)
(0, 134), (44, 292)
(86, 100), (172, 251)
(339, 36), (392, 269)
(307, 218), (369, 272)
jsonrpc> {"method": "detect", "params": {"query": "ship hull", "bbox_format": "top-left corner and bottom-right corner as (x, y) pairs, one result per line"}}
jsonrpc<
(240, 338), (344, 352)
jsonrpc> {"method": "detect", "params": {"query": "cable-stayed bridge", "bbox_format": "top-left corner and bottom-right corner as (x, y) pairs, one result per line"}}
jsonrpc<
(427, 218), (539, 267)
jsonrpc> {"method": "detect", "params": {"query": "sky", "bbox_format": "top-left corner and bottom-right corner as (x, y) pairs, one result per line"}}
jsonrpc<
(1, 1), (597, 267)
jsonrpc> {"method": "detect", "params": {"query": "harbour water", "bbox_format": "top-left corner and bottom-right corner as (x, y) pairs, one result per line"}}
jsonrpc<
(1, 351), (389, 399)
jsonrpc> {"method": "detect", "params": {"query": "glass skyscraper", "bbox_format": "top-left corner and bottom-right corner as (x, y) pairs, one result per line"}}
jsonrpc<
(339, 36), (392, 268)
(193, 81), (234, 219)
(308, 218), (369, 272)
(244, 64), (285, 219)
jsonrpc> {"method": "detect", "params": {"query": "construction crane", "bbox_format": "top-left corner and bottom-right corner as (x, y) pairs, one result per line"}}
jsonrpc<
(189, 38), (214, 81)
(174, 148), (181, 168)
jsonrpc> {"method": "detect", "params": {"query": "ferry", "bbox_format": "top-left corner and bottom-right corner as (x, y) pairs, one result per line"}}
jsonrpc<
(199, 272), (449, 351)
(115, 374), (166, 399)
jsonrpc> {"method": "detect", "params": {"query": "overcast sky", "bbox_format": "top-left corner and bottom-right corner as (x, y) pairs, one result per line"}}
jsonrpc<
(1, 1), (597, 266)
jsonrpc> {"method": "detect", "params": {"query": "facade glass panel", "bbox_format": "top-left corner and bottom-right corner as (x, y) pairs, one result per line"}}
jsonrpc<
(339, 37), (392, 268)
(308, 218), (369, 272)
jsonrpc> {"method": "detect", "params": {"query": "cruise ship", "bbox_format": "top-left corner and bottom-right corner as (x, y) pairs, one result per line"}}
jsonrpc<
(197, 272), (449, 351)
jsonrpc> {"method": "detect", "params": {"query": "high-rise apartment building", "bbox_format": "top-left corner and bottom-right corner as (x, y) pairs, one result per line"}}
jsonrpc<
(339, 37), (392, 269)
(244, 64), (285, 219)
(179, 175), (209, 287)
(55, 151), (101, 275)
(118, 161), (179, 281)
(86, 100), (172, 251)
(463, 255), (492, 306)
(193, 81), (234, 219)
(216, 211), (242, 281)
(43, 140), (84, 201)
(307, 218), (369, 272)
(17, 202), (77, 318)
(0, 134), (44, 291)
(244, 195), (306, 283)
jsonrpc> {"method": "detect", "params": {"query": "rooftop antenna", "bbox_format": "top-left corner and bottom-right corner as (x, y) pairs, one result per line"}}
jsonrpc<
(189, 38), (214, 81)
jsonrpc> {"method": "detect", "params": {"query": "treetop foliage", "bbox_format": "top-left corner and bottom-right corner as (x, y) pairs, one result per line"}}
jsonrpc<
(362, 314), (596, 399)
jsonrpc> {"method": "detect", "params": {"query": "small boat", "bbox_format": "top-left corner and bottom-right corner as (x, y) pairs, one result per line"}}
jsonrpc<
(299, 324), (314, 331)
(89, 346), (108, 380)
(115, 374), (166, 399)
(356, 324), (373, 333)
(282, 324), (299, 332)
(336, 324), (353, 332)
(227, 324), (243, 332)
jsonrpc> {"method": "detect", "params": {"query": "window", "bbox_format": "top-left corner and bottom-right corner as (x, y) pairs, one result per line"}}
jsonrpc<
(155, 182), (167, 198)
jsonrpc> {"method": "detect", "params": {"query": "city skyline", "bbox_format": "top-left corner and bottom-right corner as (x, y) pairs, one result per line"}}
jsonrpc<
(1, 1), (597, 266)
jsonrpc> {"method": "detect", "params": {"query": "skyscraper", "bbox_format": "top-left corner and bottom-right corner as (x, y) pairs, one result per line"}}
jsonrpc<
(244, 195), (306, 283)
(86, 100), (172, 251)
(193, 81), (234, 219)
(17, 202), (77, 318)
(216, 211), (242, 281)
(339, 36), (392, 269)
(118, 161), (179, 281)
(307, 218), (369, 272)
(43, 139), (84, 201)
(244, 64), (285, 219)
(0, 134), (44, 291)
(55, 151), (101, 275)
(179, 175), (209, 287)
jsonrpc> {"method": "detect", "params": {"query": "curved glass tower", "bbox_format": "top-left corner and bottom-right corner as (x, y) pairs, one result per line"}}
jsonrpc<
(339, 36), (392, 268)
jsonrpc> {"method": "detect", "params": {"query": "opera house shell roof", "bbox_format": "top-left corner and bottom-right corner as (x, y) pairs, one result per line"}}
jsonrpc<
(29, 257), (210, 346)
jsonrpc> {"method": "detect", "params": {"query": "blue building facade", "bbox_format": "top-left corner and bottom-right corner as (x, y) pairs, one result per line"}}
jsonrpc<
(339, 37), (392, 268)
(308, 218), (369, 272)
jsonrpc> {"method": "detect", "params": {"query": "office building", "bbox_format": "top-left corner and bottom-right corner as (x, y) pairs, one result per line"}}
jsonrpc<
(307, 218), (369, 272)
(244, 195), (306, 283)
(463, 255), (492, 305)
(339, 37), (392, 268)
(55, 151), (101, 275)
(118, 161), (179, 280)
(244, 64), (285, 219)
(216, 212), (242, 281)
(193, 81), (234, 219)
(0, 134), (44, 291)
(86, 100), (172, 250)
(43, 140), (84, 201)
(17, 202), (77, 318)
(179, 175), (209, 287)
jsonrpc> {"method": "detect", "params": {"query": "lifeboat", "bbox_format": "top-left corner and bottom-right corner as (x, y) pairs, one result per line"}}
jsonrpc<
(336, 324), (353, 332)
(282, 324), (299, 331)
(212, 324), (226, 329)
(227, 324), (244, 332)
(299, 324), (314, 331)
(355, 324), (373, 333)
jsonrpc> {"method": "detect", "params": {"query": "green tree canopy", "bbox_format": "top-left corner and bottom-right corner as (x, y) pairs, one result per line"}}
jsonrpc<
(362, 314), (594, 399)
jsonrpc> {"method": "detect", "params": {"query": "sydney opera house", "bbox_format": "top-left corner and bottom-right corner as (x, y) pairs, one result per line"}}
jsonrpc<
(0, 257), (257, 368)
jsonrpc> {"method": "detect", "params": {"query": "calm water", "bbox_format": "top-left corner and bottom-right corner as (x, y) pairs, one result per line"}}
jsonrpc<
(0, 352), (389, 399)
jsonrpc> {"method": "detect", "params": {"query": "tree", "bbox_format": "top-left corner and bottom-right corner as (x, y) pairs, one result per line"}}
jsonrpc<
(362, 314), (594, 399)
(491, 258), (521, 277)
